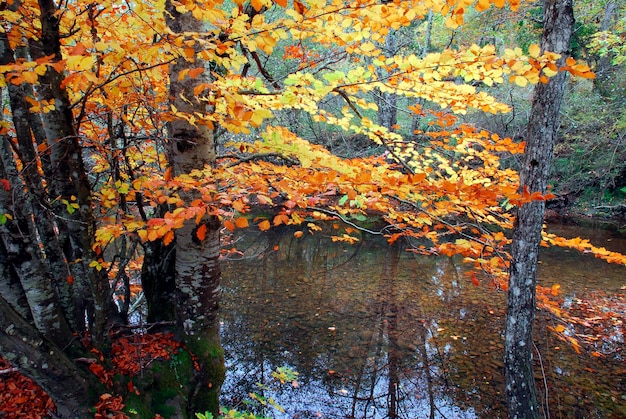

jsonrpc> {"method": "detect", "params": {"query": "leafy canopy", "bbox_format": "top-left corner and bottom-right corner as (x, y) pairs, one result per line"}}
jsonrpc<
(1, 0), (621, 320)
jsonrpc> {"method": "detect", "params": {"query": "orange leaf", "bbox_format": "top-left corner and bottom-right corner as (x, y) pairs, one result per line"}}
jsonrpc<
(196, 224), (207, 241)
(258, 219), (270, 231)
(163, 230), (174, 246)
(294, 0), (308, 15)
(274, 0), (287, 6)
(294, 231), (303, 238)
(68, 43), (88, 56)
(273, 213), (289, 226)
(250, 0), (264, 11)
(232, 199), (246, 212)
(235, 217), (249, 228)
(223, 219), (235, 231)
(164, 167), (172, 181)
(188, 67), (204, 78)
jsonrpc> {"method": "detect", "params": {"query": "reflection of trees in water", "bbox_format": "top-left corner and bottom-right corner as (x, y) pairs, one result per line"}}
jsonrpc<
(220, 230), (489, 417)
(219, 228), (624, 418)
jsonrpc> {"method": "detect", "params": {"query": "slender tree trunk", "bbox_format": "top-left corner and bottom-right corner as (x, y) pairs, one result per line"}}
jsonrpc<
(35, 0), (119, 344)
(0, 34), (78, 332)
(593, 1), (618, 98)
(375, 30), (398, 132)
(504, 1), (573, 418)
(0, 134), (75, 349)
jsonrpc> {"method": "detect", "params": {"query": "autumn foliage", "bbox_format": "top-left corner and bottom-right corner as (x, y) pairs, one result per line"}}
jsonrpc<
(0, 0), (625, 415)
(0, 358), (54, 418)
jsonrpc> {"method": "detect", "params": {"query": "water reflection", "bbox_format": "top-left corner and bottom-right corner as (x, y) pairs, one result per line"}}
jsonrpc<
(220, 226), (625, 418)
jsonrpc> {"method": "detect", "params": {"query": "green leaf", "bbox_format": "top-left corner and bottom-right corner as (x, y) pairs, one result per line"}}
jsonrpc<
(323, 70), (344, 83)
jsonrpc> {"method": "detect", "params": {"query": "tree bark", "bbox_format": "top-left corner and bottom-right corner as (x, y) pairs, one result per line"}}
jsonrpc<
(163, 1), (226, 416)
(0, 33), (78, 333)
(593, 1), (618, 99)
(504, 1), (573, 418)
(375, 30), (398, 132)
(0, 134), (75, 349)
(35, 0), (120, 344)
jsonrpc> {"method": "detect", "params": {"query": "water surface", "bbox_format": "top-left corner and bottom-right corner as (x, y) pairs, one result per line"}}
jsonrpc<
(220, 225), (625, 418)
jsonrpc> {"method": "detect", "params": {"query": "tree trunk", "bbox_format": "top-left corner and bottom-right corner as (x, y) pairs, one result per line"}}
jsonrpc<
(593, 1), (618, 99)
(375, 30), (398, 132)
(0, 33), (78, 333)
(504, 1), (573, 418)
(163, 1), (226, 416)
(35, 0), (120, 344)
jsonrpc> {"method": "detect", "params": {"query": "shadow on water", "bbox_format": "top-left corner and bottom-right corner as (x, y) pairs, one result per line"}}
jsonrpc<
(219, 225), (626, 419)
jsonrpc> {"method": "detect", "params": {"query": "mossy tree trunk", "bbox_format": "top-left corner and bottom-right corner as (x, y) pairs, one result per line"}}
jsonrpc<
(154, 1), (226, 416)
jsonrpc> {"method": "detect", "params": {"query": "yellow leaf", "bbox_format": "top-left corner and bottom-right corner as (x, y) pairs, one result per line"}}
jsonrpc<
(554, 324), (565, 333)
(359, 42), (376, 53)
(528, 44), (540, 58)
(513, 75), (528, 87)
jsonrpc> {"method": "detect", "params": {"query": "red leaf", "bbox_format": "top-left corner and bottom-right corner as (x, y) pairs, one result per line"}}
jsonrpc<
(470, 272), (480, 286)
(0, 178), (9, 191)
(196, 224), (207, 241)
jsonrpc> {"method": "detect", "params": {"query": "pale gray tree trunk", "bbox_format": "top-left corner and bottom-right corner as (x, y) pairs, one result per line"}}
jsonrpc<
(0, 134), (74, 349)
(35, 0), (119, 343)
(164, 1), (225, 416)
(0, 33), (78, 332)
(504, 1), (573, 418)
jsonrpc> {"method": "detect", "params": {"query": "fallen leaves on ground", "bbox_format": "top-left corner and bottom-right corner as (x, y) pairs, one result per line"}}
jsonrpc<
(0, 358), (54, 418)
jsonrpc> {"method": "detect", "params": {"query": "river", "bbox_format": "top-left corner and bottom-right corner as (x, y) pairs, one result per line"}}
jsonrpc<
(219, 224), (625, 418)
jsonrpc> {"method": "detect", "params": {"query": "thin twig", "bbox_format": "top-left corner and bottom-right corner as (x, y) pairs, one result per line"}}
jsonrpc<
(533, 342), (550, 419)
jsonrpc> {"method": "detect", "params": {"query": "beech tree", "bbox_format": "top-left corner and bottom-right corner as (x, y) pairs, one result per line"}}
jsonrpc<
(1, 0), (625, 417)
(505, 0), (574, 417)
